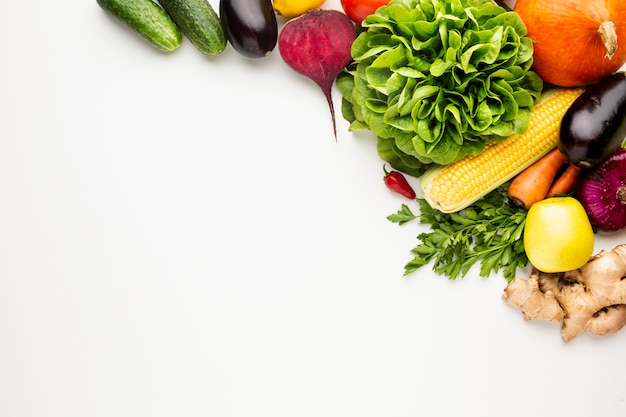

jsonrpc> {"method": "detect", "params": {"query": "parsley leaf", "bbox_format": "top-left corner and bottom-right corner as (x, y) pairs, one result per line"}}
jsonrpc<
(387, 184), (528, 282)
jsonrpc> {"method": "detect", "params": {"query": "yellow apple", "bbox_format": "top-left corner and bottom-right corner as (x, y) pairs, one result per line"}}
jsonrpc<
(523, 197), (595, 273)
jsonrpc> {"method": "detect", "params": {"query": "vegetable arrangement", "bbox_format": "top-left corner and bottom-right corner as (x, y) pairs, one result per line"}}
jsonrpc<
(352, 0), (626, 341)
(418, 88), (584, 213)
(399, 72), (626, 278)
(96, 0), (626, 341)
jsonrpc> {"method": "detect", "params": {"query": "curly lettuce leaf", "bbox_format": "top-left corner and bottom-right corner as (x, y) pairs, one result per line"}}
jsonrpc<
(340, 0), (543, 168)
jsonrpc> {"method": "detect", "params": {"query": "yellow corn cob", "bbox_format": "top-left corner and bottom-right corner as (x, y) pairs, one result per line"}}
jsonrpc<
(420, 87), (585, 213)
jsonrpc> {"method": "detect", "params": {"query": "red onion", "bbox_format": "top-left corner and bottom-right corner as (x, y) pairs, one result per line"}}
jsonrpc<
(575, 147), (626, 231)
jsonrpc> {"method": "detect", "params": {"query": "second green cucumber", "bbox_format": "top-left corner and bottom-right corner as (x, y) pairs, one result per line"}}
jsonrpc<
(158, 0), (227, 56)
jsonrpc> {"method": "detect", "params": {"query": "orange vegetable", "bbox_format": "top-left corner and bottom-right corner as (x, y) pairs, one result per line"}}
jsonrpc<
(514, 0), (626, 87)
(546, 164), (582, 198)
(507, 147), (569, 209)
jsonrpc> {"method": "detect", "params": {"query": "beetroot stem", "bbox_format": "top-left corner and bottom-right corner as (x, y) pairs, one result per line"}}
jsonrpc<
(325, 90), (337, 140)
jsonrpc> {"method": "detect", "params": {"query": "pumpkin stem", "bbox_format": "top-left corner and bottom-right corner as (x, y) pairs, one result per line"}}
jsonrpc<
(598, 21), (618, 59)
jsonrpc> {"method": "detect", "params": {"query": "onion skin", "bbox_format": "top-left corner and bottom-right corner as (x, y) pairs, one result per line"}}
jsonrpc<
(575, 148), (626, 232)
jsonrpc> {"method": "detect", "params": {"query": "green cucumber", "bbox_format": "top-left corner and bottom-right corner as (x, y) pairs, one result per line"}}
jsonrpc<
(158, 0), (226, 56)
(97, 0), (182, 52)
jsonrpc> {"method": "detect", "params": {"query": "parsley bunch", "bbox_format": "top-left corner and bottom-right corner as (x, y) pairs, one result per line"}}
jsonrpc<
(387, 184), (528, 282)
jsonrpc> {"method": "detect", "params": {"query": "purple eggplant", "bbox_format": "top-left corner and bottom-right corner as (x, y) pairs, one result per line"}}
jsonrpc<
(558, 72), (626, 169)
(219, 0), (277, 58)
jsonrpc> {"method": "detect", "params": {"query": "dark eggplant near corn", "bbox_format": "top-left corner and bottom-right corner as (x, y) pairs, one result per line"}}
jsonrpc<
(558, 72), (626, 169)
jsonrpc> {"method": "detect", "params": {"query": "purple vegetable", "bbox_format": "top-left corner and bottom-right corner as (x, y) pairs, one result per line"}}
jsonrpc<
(278, 9), (357, 139)
(575, 148), (626, 232)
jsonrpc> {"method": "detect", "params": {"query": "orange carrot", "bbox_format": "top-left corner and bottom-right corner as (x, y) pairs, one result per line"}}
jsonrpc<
(546, 163), (581, 198)
(507, 147), (569, 209)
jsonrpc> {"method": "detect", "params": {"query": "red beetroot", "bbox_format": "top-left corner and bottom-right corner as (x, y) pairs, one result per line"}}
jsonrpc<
(278, 9), (357, 139)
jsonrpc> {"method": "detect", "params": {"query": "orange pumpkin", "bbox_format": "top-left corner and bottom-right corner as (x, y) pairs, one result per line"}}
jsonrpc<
(514, 0), (626, 87)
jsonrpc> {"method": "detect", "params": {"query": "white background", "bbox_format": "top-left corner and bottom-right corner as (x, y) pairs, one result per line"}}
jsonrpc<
(2, 0), (626, 416)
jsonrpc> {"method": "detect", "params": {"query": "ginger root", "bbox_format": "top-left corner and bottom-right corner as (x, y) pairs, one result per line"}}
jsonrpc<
(503, 244), (626, 342)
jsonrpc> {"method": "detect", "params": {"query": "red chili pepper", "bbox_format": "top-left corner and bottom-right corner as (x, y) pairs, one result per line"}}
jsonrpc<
(383, 165), (416, 199)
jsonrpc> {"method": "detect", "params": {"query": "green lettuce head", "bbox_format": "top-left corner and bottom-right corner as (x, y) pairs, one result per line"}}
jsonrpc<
(338, 0), (543, 176)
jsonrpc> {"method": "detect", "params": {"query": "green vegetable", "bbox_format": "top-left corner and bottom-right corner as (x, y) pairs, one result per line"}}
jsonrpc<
(338, 0), (543, 176)
(158, 0), (226, 56)
(96, 0), (182, 52)
(387, 183), (528, 282)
